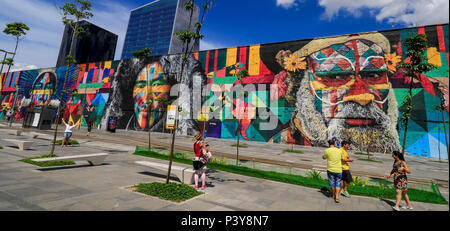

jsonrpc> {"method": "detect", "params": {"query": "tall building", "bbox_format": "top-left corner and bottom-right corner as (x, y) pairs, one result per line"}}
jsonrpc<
(121, 0), (200, 59)
(56, 20), (118, 67)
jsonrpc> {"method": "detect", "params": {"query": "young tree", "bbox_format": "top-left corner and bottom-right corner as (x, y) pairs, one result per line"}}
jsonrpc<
(166, 0), (214, 184)
(132, 47), (153, 150)
(234, 68), (249, 165)
(398, 34), (436, 156)
(49, 0), (93, 157)
(2, 22), (30, 74)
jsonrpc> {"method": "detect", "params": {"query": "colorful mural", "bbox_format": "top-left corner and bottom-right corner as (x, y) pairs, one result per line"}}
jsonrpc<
(1, 24), (448, 159)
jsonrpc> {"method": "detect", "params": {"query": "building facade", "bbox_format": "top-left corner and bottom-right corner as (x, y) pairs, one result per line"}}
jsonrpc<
(1, 24), (449, 159)
(121, 0), (200, 59)
(56, 20), (118, 67)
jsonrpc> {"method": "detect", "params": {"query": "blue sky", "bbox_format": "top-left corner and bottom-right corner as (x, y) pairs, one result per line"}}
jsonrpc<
(0, 0), (448, 71)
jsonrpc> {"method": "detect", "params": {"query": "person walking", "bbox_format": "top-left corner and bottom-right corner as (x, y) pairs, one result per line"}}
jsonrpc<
(340, 140), (354, 198)
(322, 139), (343, 203)
(386, 151), (413, 211)
(192, 133), (207, 189)
(86, 121), (93, 136)
(61, 119), (80, 148)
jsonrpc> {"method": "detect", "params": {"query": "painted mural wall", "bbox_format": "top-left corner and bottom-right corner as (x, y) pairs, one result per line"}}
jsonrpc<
(1, 24), (449, 159)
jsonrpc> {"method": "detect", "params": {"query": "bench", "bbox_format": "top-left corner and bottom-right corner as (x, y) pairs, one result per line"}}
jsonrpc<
(135, 161), (195, 184)
(26, 132), (45, 139)
(2, 139), (33, 150)
(5, 129), (22, 136)
(31, 153), (108, 166)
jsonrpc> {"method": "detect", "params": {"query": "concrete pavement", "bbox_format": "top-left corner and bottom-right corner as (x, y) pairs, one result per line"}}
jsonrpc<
(0, 124), (448, 211)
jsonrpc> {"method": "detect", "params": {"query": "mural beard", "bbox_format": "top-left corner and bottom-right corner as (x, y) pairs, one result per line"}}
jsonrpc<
(294, 71), (401, 152)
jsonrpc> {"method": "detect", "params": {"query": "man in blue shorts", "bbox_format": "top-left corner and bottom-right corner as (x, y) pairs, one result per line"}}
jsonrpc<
(322, 139), (343, 203)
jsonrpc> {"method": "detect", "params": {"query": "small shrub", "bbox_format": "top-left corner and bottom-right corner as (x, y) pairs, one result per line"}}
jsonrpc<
(351, 176), (369, 187)
(174, 152), (187, 160)
(431, 182), (442, 197)
(211, 157), (226, 165)
(379, 183), (385, 190)
(306, 169), (323, 181)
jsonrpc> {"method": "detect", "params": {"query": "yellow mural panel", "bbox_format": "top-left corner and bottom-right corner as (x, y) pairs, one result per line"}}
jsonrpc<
(249, 45), (260, 76)
(427, 47), (441, 67)
(226, 47), (237, 67)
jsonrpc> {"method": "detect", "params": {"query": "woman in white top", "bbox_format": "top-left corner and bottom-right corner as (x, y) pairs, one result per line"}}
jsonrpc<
(61, 119), (79, 148)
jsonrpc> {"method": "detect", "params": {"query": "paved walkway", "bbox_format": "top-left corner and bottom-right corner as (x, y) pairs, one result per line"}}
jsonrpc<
(0, 124), (448, 211)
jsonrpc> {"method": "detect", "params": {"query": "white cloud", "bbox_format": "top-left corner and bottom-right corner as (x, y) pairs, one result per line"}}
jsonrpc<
(10, 63), (39, 72)
(318, 0), (449, 26)
(199, 40), (226, 51)
(276, 0), (300, 9)
(0, 0), (132, 72)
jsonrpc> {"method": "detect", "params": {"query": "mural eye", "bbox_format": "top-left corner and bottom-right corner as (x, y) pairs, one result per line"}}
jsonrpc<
(361, 71), (382, 79)
(324, 74), (348, 80)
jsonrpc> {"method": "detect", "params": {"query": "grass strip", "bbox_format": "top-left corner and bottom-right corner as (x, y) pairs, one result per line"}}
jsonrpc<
(283, 149), (304, 154)
(134, 148), (447, 205)
(231, 144), (248, 148)
(55, 139), (79, 145)
(358, 158), (383, 163)
(354, 152), (374, 156)
(134, 182), (203, 203)
(20, 154), (76, 167)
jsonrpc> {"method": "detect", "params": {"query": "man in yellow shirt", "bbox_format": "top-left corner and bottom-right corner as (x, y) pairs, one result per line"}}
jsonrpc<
(322, 139), (343, 203)
(340, 141), (354, 198)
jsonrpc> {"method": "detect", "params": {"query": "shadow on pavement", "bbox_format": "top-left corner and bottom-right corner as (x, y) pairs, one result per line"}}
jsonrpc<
(206, 169), (246, 183)
(380, 198), (396, 206)
(319, 187), (332, 198)
(138, 171), (181, 183)
(38, 163), (111, 171)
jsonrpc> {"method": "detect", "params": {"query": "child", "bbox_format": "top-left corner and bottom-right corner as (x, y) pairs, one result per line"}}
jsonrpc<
(61, 119), (80, 148)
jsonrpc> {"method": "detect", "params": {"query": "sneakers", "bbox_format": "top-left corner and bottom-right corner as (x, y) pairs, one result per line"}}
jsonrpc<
(194, 186), (199, 189)
(392, 206), (400, 211)
(401, 205), (414, 210)
(202, 185), (207, 189)
(341, 190), (351, 198)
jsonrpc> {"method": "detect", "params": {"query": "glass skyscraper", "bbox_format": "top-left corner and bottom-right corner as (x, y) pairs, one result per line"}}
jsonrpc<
(121, 0), (200, 59)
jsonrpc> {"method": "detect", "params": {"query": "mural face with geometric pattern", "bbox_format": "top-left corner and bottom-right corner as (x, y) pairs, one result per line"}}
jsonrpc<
(281, 34), (402, 153)
(133, 62), (170, 130)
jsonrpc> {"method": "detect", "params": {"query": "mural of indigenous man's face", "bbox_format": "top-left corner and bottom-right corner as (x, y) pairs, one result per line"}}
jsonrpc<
(133, 62), (170, 130)
(31, 72), (56, 107)
(288, 35), (401, 152)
